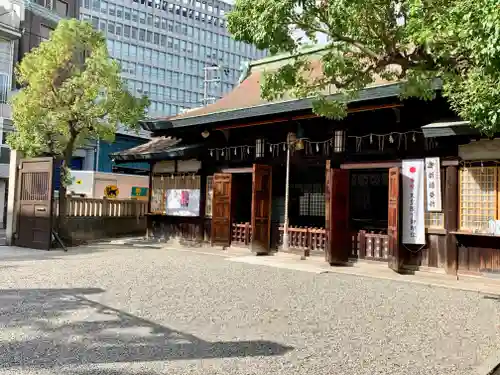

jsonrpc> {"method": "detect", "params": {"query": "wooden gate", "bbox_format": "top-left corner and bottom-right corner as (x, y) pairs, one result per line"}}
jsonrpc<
(251, 164), (272, 254)
(211, 173), (232, 247)
(387, 167), (402, 272)
(325, 161), (350, 264)
(16, 157), (54, 250)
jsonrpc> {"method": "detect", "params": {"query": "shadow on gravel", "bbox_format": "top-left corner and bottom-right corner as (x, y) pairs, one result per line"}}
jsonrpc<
(0, 288), (292, 368)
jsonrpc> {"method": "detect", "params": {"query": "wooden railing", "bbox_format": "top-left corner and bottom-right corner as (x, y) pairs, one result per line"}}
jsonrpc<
(54, 197), (148, 217)
(231, 222), (252, 246)
(278, 226), (327, 255)
(351, 230), (389, 260)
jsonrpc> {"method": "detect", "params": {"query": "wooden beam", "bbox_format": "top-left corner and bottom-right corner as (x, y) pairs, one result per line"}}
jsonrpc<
(215, 103), (404, 131)
(221, 167), (253, 174)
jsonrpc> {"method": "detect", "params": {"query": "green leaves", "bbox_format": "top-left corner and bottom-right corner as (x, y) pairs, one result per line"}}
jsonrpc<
(9, 19), (149, 159)
(228, 0), (500, 134)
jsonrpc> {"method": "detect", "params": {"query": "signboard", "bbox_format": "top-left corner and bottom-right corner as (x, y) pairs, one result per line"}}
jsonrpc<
(104, 185), (119, 199)
(131, 186), (149, 201)
(402, 159), (425, 244)
(166, 189), (200, 217)
(425, 157), (442, 212)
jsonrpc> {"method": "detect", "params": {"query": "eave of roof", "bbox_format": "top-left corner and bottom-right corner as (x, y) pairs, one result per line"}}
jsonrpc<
(421, 120), (479, 138)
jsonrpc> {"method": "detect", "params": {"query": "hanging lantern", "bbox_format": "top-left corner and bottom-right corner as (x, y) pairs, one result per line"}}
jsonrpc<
(269, 144), (273, 152)
(283, 143), (286, 151)
(389, 134), (394, 143)
(221, 149), (224, 156)
(247, 146), (250, 154)
(315, 143), (320, 152)
(295, 139), (304, 150)
(234, 147), (237, 155)
(412, 132), (416, 142)
(210, 149), (213, 157)
(370, 134), (373, 144)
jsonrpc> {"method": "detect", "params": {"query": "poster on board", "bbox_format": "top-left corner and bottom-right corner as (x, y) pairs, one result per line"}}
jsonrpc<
(402, 159), (425, 245)
(166, 189), (200, 217)
(425, 157), (442, 212)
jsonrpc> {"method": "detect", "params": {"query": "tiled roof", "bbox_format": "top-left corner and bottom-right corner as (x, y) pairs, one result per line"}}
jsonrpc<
(110, 136), (203, 162)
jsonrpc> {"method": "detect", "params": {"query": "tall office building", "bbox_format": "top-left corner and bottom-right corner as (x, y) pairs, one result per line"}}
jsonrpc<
(80, 0), (267, 118)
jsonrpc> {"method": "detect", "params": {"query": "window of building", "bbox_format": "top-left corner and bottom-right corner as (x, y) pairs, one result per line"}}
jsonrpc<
(147, 14), (153, 26)
(91, 16), (99, 29)
(139, 12), (146, 24)
(100, 0), (107, 13)
(175, 4), (180, 15)
(116, 5), (123, 18)
(109, 3), (115, 15)
(116, 23), (122, 36)
(139, 29), (145, 41)
(160, 35), (166, 47)
(84, 0), (90, 8)
(132, 9), (139, 22)
(124, 8), (130, 20)
(146, 31), (152, 43)
(168, 3), (173, 13)
(107, 21), (115, 34)
(154, 16), (160, 28)
(460, 167), (497, 232)
(132, 27), (138, 39)
(0, 73), (9, 104)
(40, 24), (54, 40)
(161, 18), (167, 29)
(53, 0), (68, 15)
(161, 0), (168, 10)
(92, 0), (99, 11)
(124, 25), (130, 37)
(154, 33), (160, 45)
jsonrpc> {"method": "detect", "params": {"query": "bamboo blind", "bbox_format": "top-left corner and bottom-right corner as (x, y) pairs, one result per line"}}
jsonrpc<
(151, 175), (201, 214)
(459, 166), (497, 231)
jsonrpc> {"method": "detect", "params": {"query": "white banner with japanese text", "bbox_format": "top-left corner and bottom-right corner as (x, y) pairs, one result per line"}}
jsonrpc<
(402, 159), (425, 244)
(425, 157), (442, 212)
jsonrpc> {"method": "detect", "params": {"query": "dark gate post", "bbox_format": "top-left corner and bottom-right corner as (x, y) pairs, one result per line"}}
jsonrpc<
(444, 166), (458, 275)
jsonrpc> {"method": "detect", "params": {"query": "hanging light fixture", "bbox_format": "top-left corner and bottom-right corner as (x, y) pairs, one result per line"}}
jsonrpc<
(201, 130), (210, 138)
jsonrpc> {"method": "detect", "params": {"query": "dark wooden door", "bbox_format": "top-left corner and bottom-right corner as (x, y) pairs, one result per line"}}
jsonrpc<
(325, 163), (350, 264)
(251, 164), (272, 254)
(17, 157), (54, 250)
(211, 173), (232, 247)
(387, 167), (401, 272)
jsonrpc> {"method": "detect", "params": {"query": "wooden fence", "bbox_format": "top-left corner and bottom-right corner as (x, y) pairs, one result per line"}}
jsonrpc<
(54, 197), (148, 217)
(277, 226), (327, 256)
(351, 230), (389, 261)
(231, 222), (252, 246)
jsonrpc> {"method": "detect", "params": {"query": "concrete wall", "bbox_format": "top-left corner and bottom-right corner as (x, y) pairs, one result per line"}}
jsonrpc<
(64, 216), (146, 244)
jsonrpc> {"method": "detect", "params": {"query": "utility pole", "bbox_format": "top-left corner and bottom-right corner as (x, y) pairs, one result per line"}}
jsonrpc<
(202, 64), (226, 106)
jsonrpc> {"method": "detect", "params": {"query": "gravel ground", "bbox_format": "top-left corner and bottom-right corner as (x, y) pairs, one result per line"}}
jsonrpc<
(0, 244), (499, 375)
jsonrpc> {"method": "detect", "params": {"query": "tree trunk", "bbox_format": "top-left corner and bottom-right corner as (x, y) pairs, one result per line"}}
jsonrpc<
(57, 141), (75, 242)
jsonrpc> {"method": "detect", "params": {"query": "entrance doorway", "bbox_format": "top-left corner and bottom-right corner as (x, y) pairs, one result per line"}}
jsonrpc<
(349, 169), (390, 261)
(211, 164), (273, 253)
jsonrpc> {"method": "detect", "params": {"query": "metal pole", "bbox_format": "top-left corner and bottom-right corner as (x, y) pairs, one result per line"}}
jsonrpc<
(282, 143), (290, 250)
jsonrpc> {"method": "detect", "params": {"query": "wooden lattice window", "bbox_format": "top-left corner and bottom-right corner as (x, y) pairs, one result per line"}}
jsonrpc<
(424, 168), (445, 229)
(205, 176), (213, 217)
(459, 167), (497, 232)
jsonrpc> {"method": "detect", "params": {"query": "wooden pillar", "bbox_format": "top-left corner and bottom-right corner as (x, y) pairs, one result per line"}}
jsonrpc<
(146, 162), (154, 239)
(444, 166), (458, 275)
(199, 166), (207, 242)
